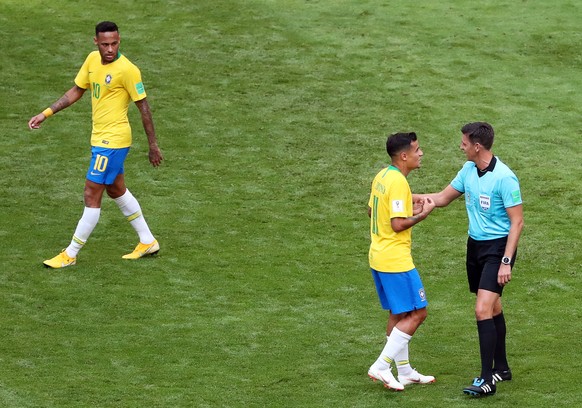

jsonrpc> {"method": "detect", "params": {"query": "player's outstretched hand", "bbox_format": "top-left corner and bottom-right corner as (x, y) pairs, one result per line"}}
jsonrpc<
(413, 196), (425, 215)
(28, 113), (46, 130)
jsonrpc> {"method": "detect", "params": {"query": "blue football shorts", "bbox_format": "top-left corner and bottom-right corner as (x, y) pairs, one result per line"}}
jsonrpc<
(86, 147), (130, 185)
(371, 268), (428, 314)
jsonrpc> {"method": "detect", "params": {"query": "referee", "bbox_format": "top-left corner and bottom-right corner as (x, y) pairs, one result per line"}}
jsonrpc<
(420, 122), (524, 397)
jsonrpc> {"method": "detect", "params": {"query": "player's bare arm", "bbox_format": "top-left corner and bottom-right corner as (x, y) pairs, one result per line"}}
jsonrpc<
(135, 98), (163, 167)
(391, 197), (436, 232)
(52, 85), (86, 113)
(497, 204), (524, 286)
(28, 85), (86, 129)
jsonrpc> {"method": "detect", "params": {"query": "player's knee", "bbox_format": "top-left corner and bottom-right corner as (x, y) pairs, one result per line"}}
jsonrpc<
(105, 185), (126, 199)
(412, 308), (428, 325)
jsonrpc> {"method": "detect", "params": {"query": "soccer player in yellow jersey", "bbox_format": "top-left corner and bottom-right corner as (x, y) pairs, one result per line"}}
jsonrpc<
(367, 132), (436, 391)
(28, 21), (163, 268)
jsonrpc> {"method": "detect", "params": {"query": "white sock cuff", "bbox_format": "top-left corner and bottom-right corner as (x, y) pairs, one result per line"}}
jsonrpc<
(391, 327), (412, 342)
(113, 189), (134, 207)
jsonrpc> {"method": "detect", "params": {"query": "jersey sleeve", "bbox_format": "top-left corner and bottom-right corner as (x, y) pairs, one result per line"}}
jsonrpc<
(450, 161), (472, 193)
(124, 63), (147, 102)
(388, 176), (411, 219)
(499, 175), (522, 208)
(73, 55), (91, 90)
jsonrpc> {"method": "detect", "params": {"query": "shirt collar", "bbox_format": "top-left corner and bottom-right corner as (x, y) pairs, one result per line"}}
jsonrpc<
(477, 156), (497, 177)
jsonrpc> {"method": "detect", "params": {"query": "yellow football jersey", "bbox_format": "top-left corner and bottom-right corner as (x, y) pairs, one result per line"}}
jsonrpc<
(75, 51), (147, 148)
(368, 165), (415, 272)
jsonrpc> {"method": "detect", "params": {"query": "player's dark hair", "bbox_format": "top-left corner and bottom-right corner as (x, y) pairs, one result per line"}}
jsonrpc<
(461, 122), (494, 150)
(386, 132), (417, 158)
(95, 21), (119, 36)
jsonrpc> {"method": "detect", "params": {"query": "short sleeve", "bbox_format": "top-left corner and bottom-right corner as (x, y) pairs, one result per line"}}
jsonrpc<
(74, 56), (91, 90)
(500, 175), (522, 208)
(451, 162), (472, 193)
(388, 176), (411, 219)
(124, 64), (146, 102)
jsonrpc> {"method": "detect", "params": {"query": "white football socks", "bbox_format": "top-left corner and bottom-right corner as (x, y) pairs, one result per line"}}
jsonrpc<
(114, 189), (155, 244)
(66, 207), (101, 258)
(394, 335), (414, 376)
(376, 328), (412, 371)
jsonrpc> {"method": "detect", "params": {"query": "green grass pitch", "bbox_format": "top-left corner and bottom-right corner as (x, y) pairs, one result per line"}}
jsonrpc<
(0, 0), (580, 406)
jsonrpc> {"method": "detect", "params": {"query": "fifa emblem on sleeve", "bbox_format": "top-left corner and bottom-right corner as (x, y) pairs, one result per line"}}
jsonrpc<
(392, 199), (404, 213)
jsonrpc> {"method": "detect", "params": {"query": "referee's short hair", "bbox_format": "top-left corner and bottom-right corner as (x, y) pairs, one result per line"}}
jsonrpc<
(462, 122), (494, 150)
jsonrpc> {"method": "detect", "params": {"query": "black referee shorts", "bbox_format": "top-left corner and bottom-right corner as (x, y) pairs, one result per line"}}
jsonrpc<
(466, 236), (516, 295)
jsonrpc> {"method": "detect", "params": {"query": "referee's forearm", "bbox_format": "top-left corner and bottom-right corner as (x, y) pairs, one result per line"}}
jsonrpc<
(504, 224), (523, 258)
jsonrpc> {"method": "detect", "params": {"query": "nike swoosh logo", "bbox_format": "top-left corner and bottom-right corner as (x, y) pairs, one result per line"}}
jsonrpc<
(90, 171), (101, 176)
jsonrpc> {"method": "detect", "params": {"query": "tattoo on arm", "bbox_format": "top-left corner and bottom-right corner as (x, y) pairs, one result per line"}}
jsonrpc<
(50, 94), (71, 114)
(408, 215), (420, 223)
(136, 99), (158, 145)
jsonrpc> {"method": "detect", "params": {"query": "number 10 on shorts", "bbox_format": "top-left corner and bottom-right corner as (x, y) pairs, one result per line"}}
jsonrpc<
(94, 154), (108, 172)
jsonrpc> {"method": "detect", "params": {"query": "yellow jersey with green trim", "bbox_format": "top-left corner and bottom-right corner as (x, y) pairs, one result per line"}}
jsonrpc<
(74, 51), (147, 148)
(368, 165), (415, 272)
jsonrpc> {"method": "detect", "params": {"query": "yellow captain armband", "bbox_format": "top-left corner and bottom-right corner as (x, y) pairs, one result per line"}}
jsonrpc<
(42, 108), (54, 118)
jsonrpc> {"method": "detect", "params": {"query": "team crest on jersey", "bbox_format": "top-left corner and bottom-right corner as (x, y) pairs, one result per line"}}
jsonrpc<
(105, 74), (112, 84)
(418, 288), (426, 302)
(479, 194), (491, 211)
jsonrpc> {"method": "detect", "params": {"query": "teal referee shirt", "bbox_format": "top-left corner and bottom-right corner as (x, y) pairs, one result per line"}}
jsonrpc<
(451, 157), (522, 241)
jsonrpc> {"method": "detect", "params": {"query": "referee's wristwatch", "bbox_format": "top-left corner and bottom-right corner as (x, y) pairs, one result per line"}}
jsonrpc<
(501, 256), (512, 265)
